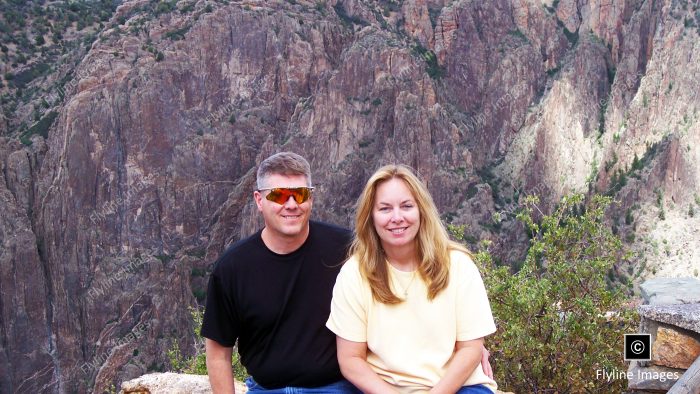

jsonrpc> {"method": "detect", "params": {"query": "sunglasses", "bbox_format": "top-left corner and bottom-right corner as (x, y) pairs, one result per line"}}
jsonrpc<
(258, 187), (314, 205)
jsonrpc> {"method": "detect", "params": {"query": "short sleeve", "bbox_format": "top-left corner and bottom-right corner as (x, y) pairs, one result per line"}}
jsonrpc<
(455, 253), (497, 341)
(200, 268), (239, 347)
(326, 259), (368, 342)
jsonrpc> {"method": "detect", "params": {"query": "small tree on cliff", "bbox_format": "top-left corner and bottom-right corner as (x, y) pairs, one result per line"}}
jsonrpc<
(167, 306), (247, 381)
(458, 194), (637, 393)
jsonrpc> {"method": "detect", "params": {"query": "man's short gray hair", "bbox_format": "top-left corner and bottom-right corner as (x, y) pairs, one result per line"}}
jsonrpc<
(256, 152), (312, 189)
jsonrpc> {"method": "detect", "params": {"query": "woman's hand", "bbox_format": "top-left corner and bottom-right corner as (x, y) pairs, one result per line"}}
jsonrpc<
(336, 336), (401, 394)
(481, 345), (493, 379)
(428, 338), (484, 394)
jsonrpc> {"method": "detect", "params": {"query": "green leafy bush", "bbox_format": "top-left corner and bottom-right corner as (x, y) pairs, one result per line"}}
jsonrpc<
(333, 3), (369, 27)
(155, 0), (178, 16)
(10, 62), (50, 89)
(165, 24), (191, 40)
(20, 110), (57, 145)
(168, 306), (247, 382)
(411, 44), (444, 79)
(459, 194), (637, 393)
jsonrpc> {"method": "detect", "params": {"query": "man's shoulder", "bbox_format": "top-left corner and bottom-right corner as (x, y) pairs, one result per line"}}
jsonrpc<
(309, 220), (352, 242)
(212, 232), (262, 273)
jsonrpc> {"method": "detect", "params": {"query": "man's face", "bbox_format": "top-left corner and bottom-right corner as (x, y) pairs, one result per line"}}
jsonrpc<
(254, 174), (313, 241)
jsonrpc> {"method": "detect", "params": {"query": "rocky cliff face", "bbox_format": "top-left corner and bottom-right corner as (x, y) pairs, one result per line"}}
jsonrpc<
(1, 0), (698, 392)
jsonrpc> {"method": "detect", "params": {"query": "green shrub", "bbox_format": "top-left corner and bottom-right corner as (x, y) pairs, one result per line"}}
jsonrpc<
(179, 2), (195, 13)
(546, 66), (560, 77)
(411, 44), (444, 79)
(10, 62), (50, 89)
(333, 3), (368, 27)
(192, 289), (206, 303)
(20, 110), (57, 145)
(625, 208), (633, 225)
(167, 307), (248, 381)
(165, 24), (191, 40)
(562, 27), (578, 46)
(186, 248), (207, 259)
(507, 29), (528, 42)
(155, 0), (178, 15)
(631, 153), (643, 172)
(655, 188), (664, 207)
(190, 267), (207, 277)
(463, 194), (637, 393)
(607, 66), (617, 85)
(155, 253), (173, 264)
(604, 152), (618, 172)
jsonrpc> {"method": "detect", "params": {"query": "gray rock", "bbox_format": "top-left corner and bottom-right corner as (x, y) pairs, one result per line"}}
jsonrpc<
(640, 278), (700, 305)
(627, 361), (683, 392)
(638, 304), (700, 335)
(119, 372), (247, 394)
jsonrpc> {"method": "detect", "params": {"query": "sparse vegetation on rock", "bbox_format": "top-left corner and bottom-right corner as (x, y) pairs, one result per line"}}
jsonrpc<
(167, 307), (247, 382)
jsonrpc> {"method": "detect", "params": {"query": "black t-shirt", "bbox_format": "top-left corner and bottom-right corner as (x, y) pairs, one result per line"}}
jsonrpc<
(201, 221), (352, 388)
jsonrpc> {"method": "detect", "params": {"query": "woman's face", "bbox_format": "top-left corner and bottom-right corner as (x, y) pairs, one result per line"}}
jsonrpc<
(372, 178), (421, 254)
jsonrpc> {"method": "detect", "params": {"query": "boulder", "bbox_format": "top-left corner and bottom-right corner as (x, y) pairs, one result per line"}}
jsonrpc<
(119, 373), (247, 394)
(640, 278), (700, 305)
(638, 304), (700, 335)
(117, 373), (514, 394)
(627, 361), (684, 392)
(652, 327), (700, 370)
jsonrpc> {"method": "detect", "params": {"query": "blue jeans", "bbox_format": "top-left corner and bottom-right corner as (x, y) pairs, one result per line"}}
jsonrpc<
(456, 384), (494, 393)
(245, 377), (362, 393)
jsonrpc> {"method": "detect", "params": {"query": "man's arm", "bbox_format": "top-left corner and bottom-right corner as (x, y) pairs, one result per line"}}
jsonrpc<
(206, 338), (235, 393)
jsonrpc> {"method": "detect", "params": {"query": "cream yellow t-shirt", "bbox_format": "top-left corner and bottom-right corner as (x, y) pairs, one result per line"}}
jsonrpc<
(326, 250), (497, 394)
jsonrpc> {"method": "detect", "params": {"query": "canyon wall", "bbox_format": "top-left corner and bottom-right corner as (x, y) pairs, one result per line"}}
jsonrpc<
(0, 0), (698, 392)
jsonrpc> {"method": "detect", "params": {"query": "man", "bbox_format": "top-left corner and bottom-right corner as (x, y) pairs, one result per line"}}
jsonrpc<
(202, 152), (491, 393)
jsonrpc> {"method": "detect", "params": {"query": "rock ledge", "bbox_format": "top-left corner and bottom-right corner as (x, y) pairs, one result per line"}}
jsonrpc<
(119, 372), (247, 394)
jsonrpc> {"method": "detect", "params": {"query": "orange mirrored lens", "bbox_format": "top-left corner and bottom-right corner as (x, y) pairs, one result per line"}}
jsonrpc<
(264, 188), (312, 204)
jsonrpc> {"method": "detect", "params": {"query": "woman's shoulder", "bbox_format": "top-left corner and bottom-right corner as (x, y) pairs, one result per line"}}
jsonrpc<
(336, 255), (371, 293)
(338, 255), (363, 278)
(448, 248), (475, 263)
(448, 249), (480, 277)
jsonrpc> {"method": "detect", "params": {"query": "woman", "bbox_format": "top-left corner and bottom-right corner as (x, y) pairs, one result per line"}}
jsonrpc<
(326, 165), (497, 394)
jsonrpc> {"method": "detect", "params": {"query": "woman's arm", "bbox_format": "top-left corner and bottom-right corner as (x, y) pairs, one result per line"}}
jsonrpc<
(337, 337), (400, 394)
(429, 338), (484, 394)
(481, 344), (493, 379)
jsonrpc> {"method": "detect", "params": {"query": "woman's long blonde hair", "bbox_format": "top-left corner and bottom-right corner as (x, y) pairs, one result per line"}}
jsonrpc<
(350, 165), (467, 304)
